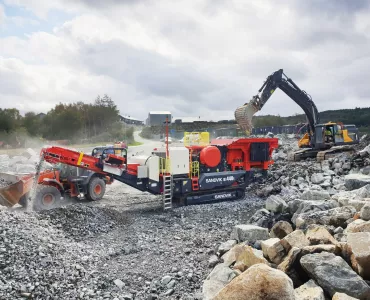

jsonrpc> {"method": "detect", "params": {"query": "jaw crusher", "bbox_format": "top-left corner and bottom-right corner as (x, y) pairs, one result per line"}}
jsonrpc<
(39, 137), (278, 208)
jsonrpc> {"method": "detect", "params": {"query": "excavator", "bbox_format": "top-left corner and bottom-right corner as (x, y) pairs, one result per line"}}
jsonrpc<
(235, 69), (360, 161)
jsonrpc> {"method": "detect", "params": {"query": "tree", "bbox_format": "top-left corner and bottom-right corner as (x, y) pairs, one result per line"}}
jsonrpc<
(23, 112), (42, 136)
(0, 108), (22, 133)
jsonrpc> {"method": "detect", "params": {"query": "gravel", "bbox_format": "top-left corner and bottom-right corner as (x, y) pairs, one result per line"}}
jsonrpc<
(0, 182), (264, 300)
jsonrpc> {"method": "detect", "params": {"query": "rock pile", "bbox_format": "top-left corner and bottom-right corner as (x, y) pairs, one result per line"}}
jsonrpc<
(203, 134), (370, 299)
(204, 177), (370, 299)
(203, 219), (370, 299)
(249, 134), (370, 199)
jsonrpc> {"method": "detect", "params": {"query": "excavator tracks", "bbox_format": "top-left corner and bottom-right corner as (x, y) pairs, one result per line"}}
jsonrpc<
(288, 146), (356, 162)
(316, 146), (356, 162)
(287, 149), (318, 161)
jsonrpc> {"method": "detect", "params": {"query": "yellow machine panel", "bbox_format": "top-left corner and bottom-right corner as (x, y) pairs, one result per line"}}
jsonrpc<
(184, 132), (210, 146)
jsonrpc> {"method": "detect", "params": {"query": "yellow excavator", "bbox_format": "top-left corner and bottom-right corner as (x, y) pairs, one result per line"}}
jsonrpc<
(235, 69), (359, 161)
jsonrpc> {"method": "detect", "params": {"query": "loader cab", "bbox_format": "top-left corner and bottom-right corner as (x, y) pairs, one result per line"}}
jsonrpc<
(92, 146), (127, 167)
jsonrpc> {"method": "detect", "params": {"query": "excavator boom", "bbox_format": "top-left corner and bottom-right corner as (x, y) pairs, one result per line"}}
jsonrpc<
(235, 69), (320, 135)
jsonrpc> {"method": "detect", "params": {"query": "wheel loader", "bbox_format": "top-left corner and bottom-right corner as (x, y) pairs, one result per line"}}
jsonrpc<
(235, 69), (359, 161)
(0, 145), (125, 211)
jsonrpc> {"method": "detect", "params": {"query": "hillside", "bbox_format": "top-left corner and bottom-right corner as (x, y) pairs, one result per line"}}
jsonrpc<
(253, 107), (370, 133)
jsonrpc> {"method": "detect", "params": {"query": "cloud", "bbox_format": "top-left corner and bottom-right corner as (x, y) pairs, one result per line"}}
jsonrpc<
(0, 5), (5, 26)
(0, 0), (370, 121)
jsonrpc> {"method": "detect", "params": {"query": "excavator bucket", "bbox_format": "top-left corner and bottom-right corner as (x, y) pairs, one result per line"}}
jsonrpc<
(234, 101), (259, 135)
(0, 173), (34, 207)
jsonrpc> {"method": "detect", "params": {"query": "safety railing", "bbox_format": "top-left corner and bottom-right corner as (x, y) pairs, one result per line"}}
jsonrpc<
(159, 157), (171, 174)
(191, 161), (199, 178)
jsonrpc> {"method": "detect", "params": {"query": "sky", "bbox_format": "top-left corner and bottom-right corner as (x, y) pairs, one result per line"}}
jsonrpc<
(0, 0), (370, 121)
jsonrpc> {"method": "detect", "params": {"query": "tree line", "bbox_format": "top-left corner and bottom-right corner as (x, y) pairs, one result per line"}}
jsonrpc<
(253, 107), (370, 133)
(0, 95), (134, 147)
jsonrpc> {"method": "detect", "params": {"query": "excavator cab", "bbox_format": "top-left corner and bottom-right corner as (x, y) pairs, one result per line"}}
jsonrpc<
(311, 122), (359, 150)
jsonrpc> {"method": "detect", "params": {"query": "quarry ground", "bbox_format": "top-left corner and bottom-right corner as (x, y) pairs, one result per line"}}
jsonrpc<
(2, 178), (265, 300)
(3, 133), (370, 299)
(0, 133), (265, 299)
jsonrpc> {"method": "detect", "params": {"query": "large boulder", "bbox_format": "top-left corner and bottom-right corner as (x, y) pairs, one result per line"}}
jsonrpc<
(311, 173), (325, 184)
(261, 238), (286, 265)
(294, 279), (325, 300)
(248, 209), (273, 228)
(292, 200), (339, 224)
(270, 221), (294, 239)
(347, 232), (370, 280)
(332, 185), (370, 200)
(281, 230), (310, 252)
(305, 225), (338, 245)
(214, 264), (295, 300)
(202, 263), (239, 300)
(266, 195), (288, 213)
(348, 200), (368, 212)
(289, 199), (306, 215)
(360, 203), (370, 221)
(221, 244), (248, 266)
(345, 174), (370, 191)
(230, 225), (269, 243)
(300, 244), (340, 256)
(332, 292), (360, 300)
(235, 245), (269, 269)
(277, 247), (302, 287)
(300, 252), (370, 299)
(295, 206), (356, 229)
(346, 220), (370, 233)
(278, 247), (301, 273)
(218, 240), (237, 256)
(301, 190), (331, 200)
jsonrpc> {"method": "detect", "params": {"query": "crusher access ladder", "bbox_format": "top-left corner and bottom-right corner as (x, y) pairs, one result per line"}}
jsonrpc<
(162, 174), (173, 210)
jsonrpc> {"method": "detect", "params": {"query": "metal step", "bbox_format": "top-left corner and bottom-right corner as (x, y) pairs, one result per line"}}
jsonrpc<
(162, 175), (173, 210)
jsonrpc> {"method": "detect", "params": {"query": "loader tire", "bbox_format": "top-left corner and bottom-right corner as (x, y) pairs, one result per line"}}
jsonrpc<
(33, 185), (61, 211)
(85, 177), (106, 201)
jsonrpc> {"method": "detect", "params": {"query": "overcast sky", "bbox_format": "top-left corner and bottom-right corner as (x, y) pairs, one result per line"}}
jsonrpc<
(0, 0), (369, 121)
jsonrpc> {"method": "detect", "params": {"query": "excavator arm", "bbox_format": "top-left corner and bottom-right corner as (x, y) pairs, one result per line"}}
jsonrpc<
(235, 69), (320, 135)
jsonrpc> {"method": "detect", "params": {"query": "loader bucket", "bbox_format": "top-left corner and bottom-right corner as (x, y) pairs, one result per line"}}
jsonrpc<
(0, 173), (34, 207)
